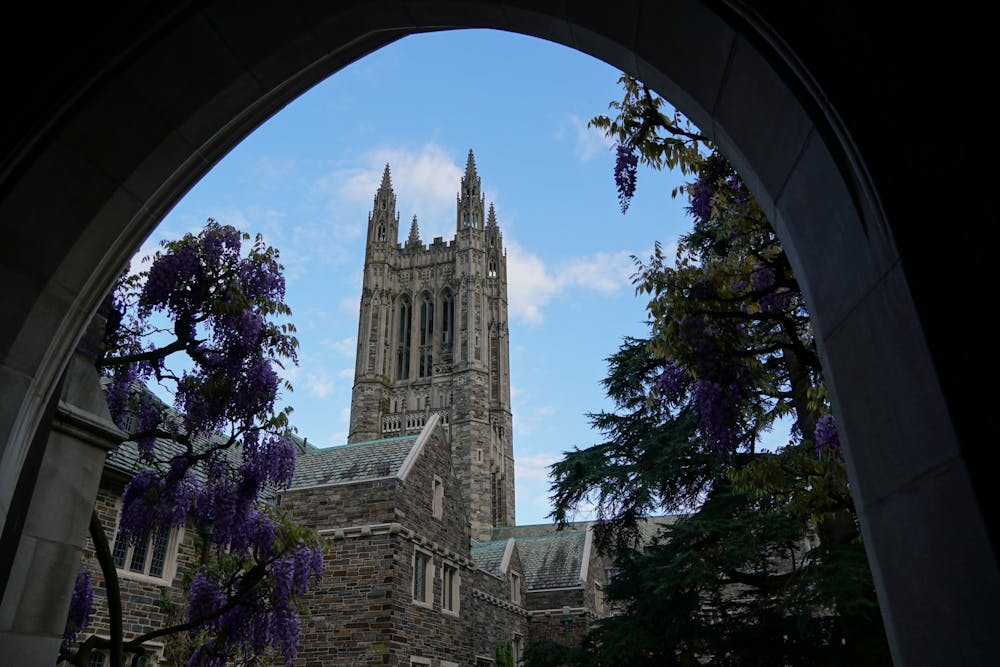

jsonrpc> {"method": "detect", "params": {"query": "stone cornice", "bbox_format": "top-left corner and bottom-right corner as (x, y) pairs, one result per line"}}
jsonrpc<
(528, 606), (597, 620)
(471, 588), (529, 617)
(317, 521), (474, 569)
(55, 399), (126, 453)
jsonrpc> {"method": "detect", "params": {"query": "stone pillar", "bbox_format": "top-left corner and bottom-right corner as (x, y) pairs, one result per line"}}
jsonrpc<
(0, 310), (123, 665)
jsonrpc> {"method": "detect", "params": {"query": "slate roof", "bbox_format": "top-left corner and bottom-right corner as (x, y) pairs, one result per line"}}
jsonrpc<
(515, 530), (588, 590)
(471, 538), (509, 576)
(289, 434), (419, 488)
(101, 379), (317, 502)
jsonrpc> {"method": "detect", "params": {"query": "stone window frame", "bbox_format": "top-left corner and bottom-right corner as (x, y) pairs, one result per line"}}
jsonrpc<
(510, 570), (522, 605)
(410, 657), (432, 666)
(441, 559), (460, 617)
(109, 499), (183, 586)
(512, 633), (524, 665)
(441, 661), (459, 667)
(412, 546), (435, 608)
(81, 637), (165, 666)
(432, 475), (444, 519)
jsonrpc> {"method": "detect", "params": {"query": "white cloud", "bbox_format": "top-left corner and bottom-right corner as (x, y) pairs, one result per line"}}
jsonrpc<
(325, 144), (468, 241)
(515, 453), (558, 482)
(277, 364), (301, 384)
(505, 239), (636, 325)
(337, 367), (355, 380)
(340, 295), (360, 317)
(534, 405), (557, 418)
(304, 371), (334, 398)
(558, 115), (614, 163)
(322, 336), (356, 357)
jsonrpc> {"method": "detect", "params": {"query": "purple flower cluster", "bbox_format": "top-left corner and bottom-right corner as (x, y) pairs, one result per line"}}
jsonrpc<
(139, 241), (201, 315)
(188, 570), (224, 628)
(727, 172), (751, 205)
(657, 358), (690, 406)
(673, 316), (753, 456)
(118, 463), (196, 544)
(185, 539), (323, 667)
(750, 265), (776, 291)
(814, 414), (842, 460)
(62, 566), (94, 646)
(692, 373), (748, 456)
(239, 255), (287, 304)
(100, 220), (314, 666)
(759, 290), (793, 314)
(614, 144), (639, 214)
(686, 152), (730, 224)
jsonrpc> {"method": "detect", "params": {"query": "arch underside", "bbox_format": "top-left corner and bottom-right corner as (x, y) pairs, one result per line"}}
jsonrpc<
(0, 2), (995, 664)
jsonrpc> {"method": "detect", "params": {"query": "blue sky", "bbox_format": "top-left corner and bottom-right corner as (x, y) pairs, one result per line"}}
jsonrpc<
(144, 29), (701, 526)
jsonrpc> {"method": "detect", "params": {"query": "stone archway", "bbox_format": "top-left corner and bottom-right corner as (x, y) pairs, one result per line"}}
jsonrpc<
(1, 2), (995, 664)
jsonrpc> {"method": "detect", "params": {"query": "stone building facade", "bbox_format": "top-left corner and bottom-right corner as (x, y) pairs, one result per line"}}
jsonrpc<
(348, 151), (515, 541)
(282, 156), (618, 664)
(71, 152), (630, 666)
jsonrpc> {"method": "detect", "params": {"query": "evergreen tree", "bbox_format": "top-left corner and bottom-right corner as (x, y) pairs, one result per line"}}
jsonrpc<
(545, 76), (890, 665)
(60, 220), (322, 667)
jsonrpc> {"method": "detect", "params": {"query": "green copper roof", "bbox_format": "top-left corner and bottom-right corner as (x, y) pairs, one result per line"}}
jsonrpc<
(289, 435), (419, 488)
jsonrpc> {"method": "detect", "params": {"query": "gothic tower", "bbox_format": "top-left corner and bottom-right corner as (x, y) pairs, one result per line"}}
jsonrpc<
(348, 150), (515, 540)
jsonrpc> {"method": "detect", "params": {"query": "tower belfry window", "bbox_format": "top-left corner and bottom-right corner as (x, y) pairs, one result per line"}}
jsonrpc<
(488, 259), (497, 278)
(441, 290), (453, 347)
(396, 296), (412, 380)
(377, 224), (386, 241)
(419, 294), (434, 377)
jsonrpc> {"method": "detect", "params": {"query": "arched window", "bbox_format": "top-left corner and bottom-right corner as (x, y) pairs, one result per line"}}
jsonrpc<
(419, 293), (434, 377)
(377, 224), (386, 241)
(488, 259), (497, 278)
(396, 296), (411, 380)
(440, 289), (453, 348)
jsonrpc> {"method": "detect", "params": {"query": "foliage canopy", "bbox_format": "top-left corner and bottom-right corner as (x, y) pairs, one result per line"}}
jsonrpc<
(537, 76), (889, 666)
(62, 221), (323, 667)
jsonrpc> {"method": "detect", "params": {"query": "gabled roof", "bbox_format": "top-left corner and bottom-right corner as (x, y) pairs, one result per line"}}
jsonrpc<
(471, 538), (510, 576)
(289, 414), (444, 490)
(514, 530), (589, 590)
(289, 434), (419, 489)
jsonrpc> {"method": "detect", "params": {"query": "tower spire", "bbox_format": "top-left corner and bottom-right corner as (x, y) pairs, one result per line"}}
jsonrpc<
(458, 149), (484, 230)
(464, 149), (477, 181)
(406, 214), (421, 248)
(379, 163), (392, 192)
(368, 163), (398, 244)
(486, 202), (497, 227)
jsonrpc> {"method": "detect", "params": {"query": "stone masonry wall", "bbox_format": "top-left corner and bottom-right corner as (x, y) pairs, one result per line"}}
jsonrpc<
(469, 569), (528, 663)
(280, 477), (399, 530)
(71, 482), (199, 662)
(296, 530), (404, 666)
